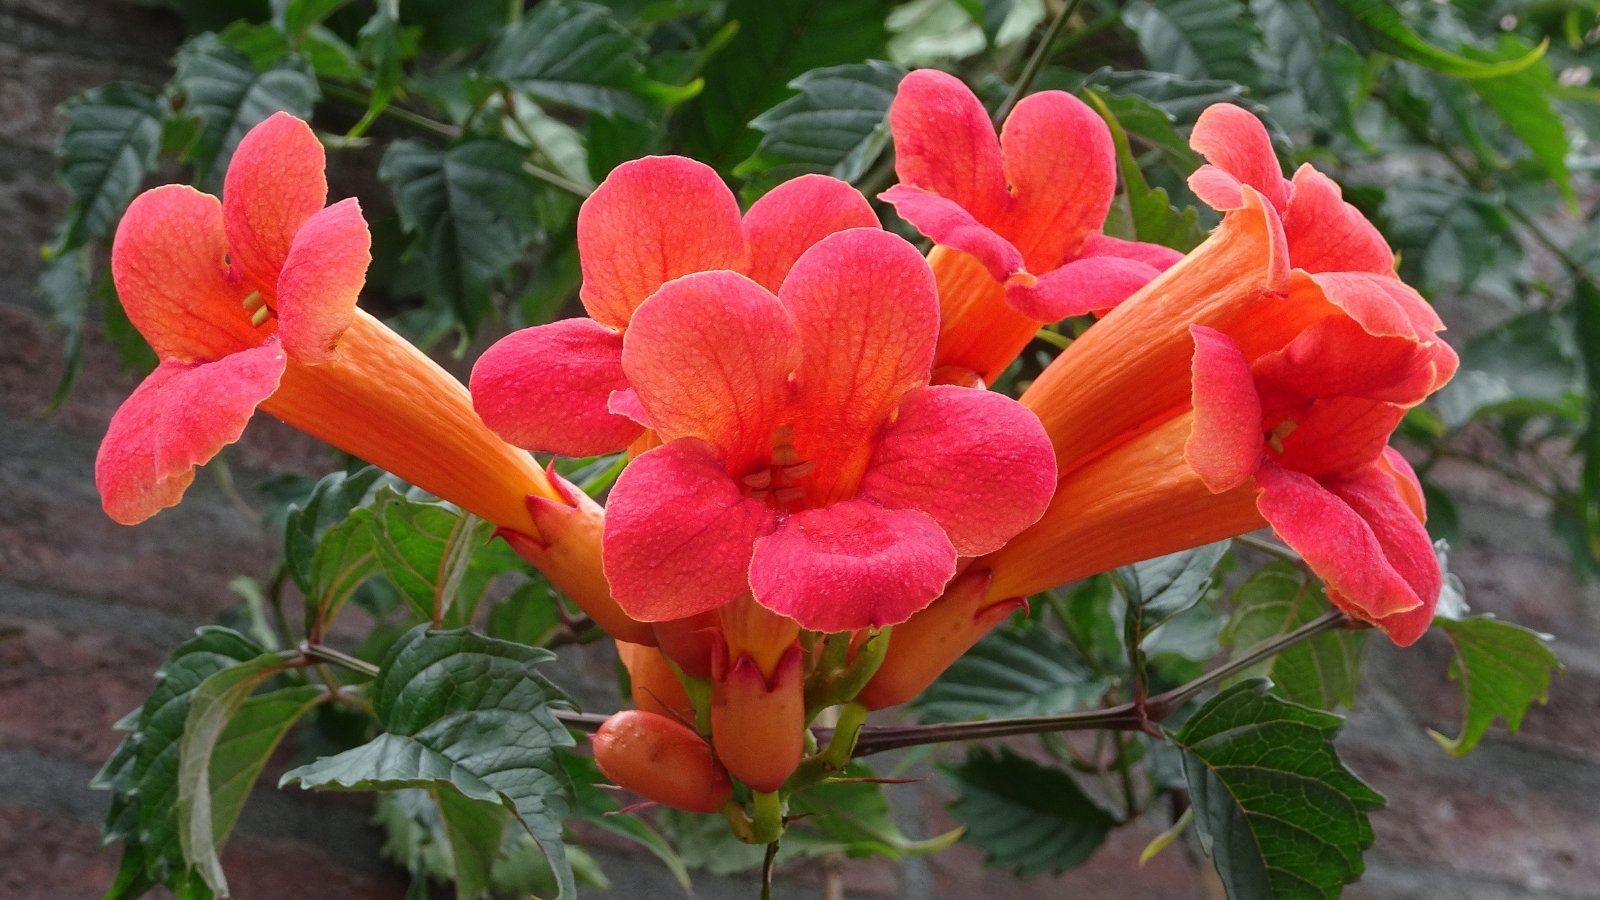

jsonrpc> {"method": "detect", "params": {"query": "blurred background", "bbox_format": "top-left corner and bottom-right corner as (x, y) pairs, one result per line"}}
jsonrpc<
(2, 0), (1597, 897)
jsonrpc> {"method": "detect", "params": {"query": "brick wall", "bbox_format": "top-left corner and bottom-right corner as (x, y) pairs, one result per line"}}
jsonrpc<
(1, 2), (1595, 898)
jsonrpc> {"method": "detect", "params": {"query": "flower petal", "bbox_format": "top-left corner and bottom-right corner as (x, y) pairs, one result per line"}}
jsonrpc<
(1300, 270), (1445, 340)
(1187, 325), (1264, 493)
(96, 343), (287, 525)
(742, 174), (879, 293)
(1322, 463), (1441, 646)
(111, 185), (258, 362)
(577, 156), (747, 329)
(222, 112), (328, 296)
(780, 229), (939, 499)
(603, 439), (778, 621)
(623, 271), (798, 470)
(750, 500), (955, 632)
(889, 69), (1009, 225)
(1272, 397), (1407, 478)
(998, 89), (1116, 269)
(1079, 234), (1185, 271)
(1005, 255), (1163, 321)
(860, 385), (1056, 555)
(1255, 461), (1428, 632)
(275, 198), (372, 363)
(470, 317), (641, 456)
(1188, 103), (1289, 212)
(879, 185), (1022, 281)
(1282, 165), (1395, 275)
(1253, 314), (1443, 408)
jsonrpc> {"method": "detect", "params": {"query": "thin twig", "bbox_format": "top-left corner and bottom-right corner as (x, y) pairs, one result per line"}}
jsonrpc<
(994, 0), (1086, 124)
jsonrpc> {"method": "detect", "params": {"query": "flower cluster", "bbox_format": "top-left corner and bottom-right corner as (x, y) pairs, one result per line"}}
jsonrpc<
(98, 75), (1454, 819)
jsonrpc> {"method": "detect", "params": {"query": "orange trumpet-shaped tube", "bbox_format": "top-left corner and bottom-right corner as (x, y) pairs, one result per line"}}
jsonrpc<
(857, 570), (1022, 710)
(592, 711), (732, 814)
(617, 640), (695, 723)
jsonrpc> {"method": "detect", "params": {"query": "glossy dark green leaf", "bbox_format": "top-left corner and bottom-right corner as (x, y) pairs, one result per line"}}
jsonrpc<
(281, 626), (577, 898)
(285, 466), (400, 595)
(52, 83), (167, 252)
(1430, 615), (1561, 756)
(1251, 0), (1361, 134)
(1078, 68), (1257, 128)
(1123, 0), (1261, 86)
(944, 748), (1115, 878)
(787, 764), (963, 858)
(1173, 680), (1385, 899)
(1119, 542), (1230, 649)
(1221, 564), (1366, 710)
(172, 34), (319, 186)
(1432, 309), (1581, 428)
(735, 60), (904, 197)
(1084, 88), (1205, 251)
(380, 138), (541, 329)
(93, 628), (273, 895)
(1467, 37), (1574, 206)
(373, 787), (507, 899)
(679, 0), (894, 168)
(485, 0), (686, 121)
(351, 1), (407, 136)
(368, 489), (525, 626)
(1328, 0), (1546, 79)
(177, 657), (322, 896)
(913, 624), (1111, 723)
(1382, 177), (1509, 293)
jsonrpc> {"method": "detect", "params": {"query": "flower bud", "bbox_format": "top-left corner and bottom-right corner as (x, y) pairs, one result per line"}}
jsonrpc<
(592, 710), (731, 814)
(857, 569), (1022, 709)
(616, 640), (695, 722)
(711, 642), (805, 792)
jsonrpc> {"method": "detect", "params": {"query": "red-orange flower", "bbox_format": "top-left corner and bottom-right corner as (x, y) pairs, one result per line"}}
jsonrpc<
(96, 112), (649, 643)
(880, 69), (1182, 384)
(470, 156), (877, 457)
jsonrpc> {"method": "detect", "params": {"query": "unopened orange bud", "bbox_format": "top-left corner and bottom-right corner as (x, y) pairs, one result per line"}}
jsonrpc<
(711, 643), (805, 792)
(857, 569), (1023, 710)
(592, 711), (732, 814)
(617, 640), (695, 722)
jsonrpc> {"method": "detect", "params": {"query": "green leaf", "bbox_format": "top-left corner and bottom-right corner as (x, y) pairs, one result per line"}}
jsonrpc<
(912, 624), (1111, 723)
(735, 60), (905, 198)
(35, 247), (92, 409)
(680, 0), (894, 168)
(1466, 37), (1574, 207)
(373, 787), (509, 899)
(1250, 0), (1361, 135)
(369, 489), (524, 626)
(1173, 680), (1385, 899)
(281, 626), (578, 898)
(944, 748), (1115, 877)
(788, 765), (964, 859)
(177, 655), (322, 896)
(485, 0), (684, 121)
(93, 628), (272, 894)
(350, 1), (407, 137)
(1078, 68), (1257, 128)
(285, 466), (400, 594)
(1084, 88), (1205, 251)
(565, 754), (691, 890)
(1118, 542), (1230, 649)
(1432, 309), (1581, 429)
(172, 34), (319, 187)
(52, 83), (167, 252)
(1382, 177), (1509, 293)
(1328, 0), (1547, 79)
(270, 0), (347, 37)
(1430, 615), (1561, 756)
(306, 509), (381, 640)
(380, 138), (541, 329)
(1221, 564), (1366, 710)
(1123, 0), (1261, 86)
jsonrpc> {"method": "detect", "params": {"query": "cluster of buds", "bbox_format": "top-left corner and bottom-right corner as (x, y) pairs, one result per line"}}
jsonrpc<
(98, 70), (1454, 837)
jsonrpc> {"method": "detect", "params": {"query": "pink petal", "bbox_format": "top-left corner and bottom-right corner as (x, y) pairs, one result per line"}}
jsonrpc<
(889, 69), (1009, 225)
(1380, 445), (1426, 522)
(222, 112), (329, 297)
(96, 343), (286, 525)
(577, 156), (747, 329)
(1187, 326), (1264, 493)
(1188, 104), (1289, 212)
(603, 439), (777, 621)
(469, 318), (642, 456)
(997, 89), (1116, 269)
(749, 499), (955, 632)
(622, 271), (798, 470)
(879, 185), (1023, 282)
(1253, 314), (1442, 408)
(1188, 165), (1248, 211)
(1272, 397), (1407, 479)
(607, 388), (651, 428)
(1324, 463), (1441, 646)
(1301, 270), (1445, 340)
(1079, 234), (1185, 270)
(859, 385), (1056, 555)
(1005, 255), (1163, 321)
(274, 198), (371, 364)
(1255, 461), (1426, 628)
(779, 230), (938, 499)
(742, 174), (879, 293)
(1283, 165), (1395, 276)
(111, 185), (259, 363)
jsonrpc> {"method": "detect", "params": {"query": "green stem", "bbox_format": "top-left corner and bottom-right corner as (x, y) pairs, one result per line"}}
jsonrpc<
(322, 83), (459, 139)
(301, 641), (379, 677)
(750, 790), (785, 844)
(994, 0), (1086, 124)
(1145, 609), (1346, 716)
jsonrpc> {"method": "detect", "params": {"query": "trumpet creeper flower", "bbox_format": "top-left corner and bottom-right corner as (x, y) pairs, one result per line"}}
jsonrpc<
(880, 69), (1182, 384)
(600, 228), (1057, 633)
(470, 156), (878, 457)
